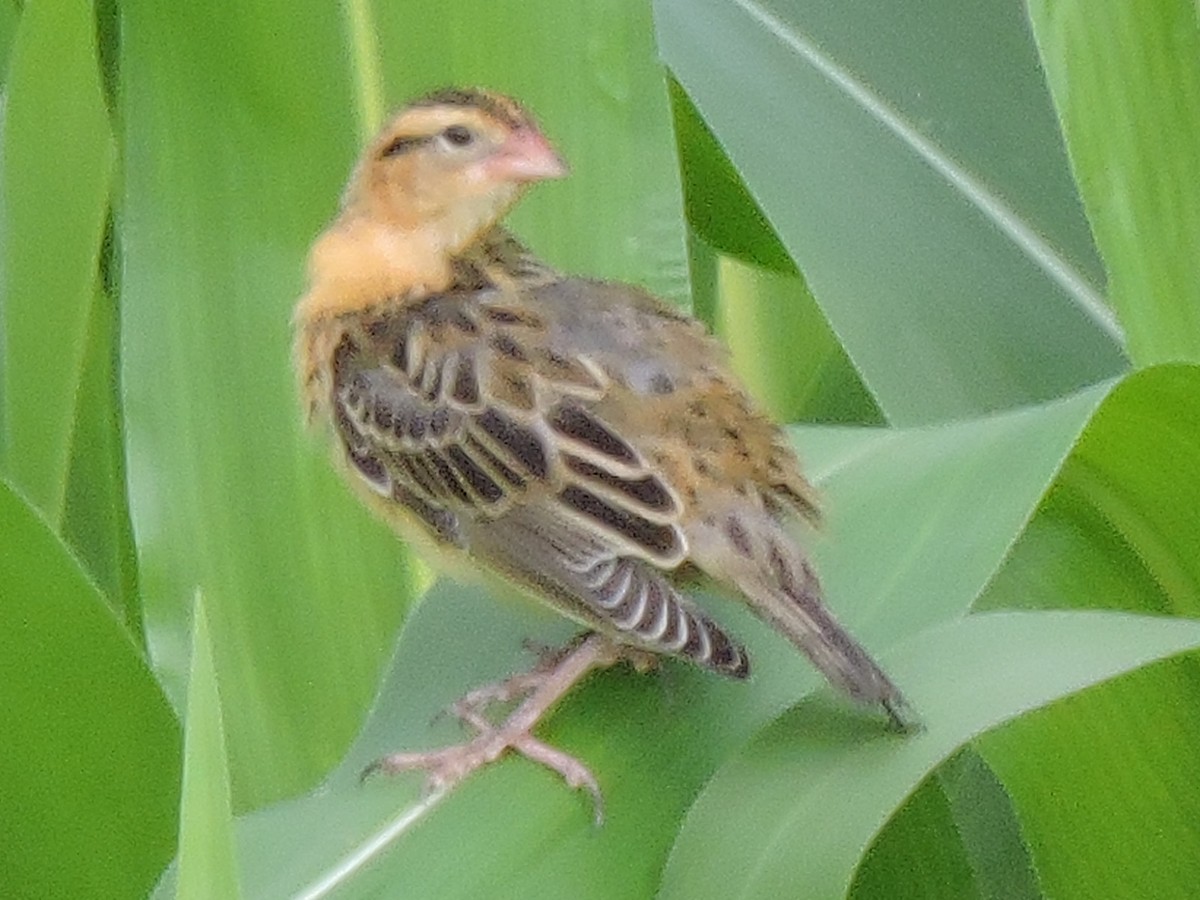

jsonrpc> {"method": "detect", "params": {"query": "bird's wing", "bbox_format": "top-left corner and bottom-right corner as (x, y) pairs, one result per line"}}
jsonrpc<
(329, 286), (748, 675)
(507, 279), (905, 716)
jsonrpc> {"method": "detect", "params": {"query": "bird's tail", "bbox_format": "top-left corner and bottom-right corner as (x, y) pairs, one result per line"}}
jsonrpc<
(692, 512), (914, 728)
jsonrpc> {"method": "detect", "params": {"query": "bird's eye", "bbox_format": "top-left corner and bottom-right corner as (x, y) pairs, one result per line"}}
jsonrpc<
(441, 125), (475, 148)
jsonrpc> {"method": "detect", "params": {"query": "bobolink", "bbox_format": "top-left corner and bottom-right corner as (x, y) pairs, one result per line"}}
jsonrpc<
(295, 87), (910, 820)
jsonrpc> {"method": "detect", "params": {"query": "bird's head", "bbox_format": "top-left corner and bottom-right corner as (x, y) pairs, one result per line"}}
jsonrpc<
(345, 88), (567, 255)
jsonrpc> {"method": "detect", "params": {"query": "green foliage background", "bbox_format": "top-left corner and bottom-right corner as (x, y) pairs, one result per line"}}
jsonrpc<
(1, 0), (1198, 898)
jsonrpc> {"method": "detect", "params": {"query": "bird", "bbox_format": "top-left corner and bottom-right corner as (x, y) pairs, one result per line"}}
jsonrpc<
(295, 87), (911, 822)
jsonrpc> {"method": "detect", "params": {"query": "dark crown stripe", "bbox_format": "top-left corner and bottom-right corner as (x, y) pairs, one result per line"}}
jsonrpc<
(410, 87), (526, 128)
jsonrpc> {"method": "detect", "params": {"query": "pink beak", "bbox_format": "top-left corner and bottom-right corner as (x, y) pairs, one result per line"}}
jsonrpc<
(489, 126), (569, 182)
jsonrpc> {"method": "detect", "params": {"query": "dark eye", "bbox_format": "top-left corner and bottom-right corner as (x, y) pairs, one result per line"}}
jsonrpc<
(442, 125), (475, 147)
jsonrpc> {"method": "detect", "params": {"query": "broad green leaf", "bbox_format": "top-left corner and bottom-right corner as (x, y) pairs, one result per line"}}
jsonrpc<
(977, 365), (1200, 898)
(980, 365), (1200, 620)
(653, 0), (1127, 424)
(229, 384), (1103, 897)
(1028, 0), (1200, 366)
(0, 481), (180, 899)
(659, 612), (1200, 900)
(792, 383), (1107, 642)
(980, 662), (1200, 900)
(0, 0), (113, 522)
(177, 594), (241, 900)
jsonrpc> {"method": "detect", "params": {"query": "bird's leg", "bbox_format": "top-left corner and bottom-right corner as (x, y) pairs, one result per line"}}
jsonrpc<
(363, 633), (637, 824)
(448, 633), (595, 719)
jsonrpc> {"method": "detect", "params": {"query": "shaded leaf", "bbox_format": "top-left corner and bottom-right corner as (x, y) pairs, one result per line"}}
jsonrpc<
(653, 0), (1126, 424)
(658, 611), (1200, 900)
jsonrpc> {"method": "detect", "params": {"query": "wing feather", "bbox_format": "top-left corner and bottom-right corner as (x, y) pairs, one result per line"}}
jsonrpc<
(324, 287), (757, 672)
(331, 291), (689, 569)
(467, 505), (748, 676)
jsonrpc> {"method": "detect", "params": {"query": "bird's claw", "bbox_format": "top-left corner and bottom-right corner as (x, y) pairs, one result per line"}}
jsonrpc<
(362, 723), (604, 824)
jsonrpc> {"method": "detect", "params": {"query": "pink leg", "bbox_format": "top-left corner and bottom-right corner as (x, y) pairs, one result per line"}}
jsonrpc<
(363, 634), (637, 824)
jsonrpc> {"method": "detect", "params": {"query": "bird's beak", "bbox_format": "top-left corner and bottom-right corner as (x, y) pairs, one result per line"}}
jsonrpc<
(489, 126), (569, 182)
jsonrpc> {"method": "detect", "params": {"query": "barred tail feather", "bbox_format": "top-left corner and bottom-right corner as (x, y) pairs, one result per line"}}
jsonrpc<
(694, 511), (915, 728)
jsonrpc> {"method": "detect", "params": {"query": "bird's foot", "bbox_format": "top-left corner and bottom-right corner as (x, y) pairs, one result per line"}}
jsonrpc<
(362, 633), (627, 824)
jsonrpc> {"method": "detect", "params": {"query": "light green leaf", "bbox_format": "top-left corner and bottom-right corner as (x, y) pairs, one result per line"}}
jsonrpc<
(228, 382), (1104, 898)
(1028, 0), (1200, 366)
(176, 594), (241, 900)
(659, 611), (1200, 900)
(0, 0), (114, 522)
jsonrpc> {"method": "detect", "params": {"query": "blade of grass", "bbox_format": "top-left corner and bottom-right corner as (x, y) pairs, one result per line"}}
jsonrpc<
(1028, 0), (1200, 366)
(176, 592), (241, 900)
(0, 0), (114, 524)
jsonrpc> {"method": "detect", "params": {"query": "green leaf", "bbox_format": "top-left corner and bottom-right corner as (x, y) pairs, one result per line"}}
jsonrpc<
(1028, 0), (1200, 366)
(0, 1), (20, 84)
(227, 382), (1104, 897)
(0, 481), (180, 899)
(976, 364), (1200, 899)
(854, 748), (1043, 900)
(667, 78), (796, 275)
(851, 765), (980, 900)
(0, 0), (114, 522)
(659, 611), (1200, 900)
(931, 750), (1042, 900)
(704, 238), (883, 426)
(176, 594), (241, 900)
(653, 0), (1127, 424)
(61, 278), (143, 638)
(667, 77), (882, 427)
